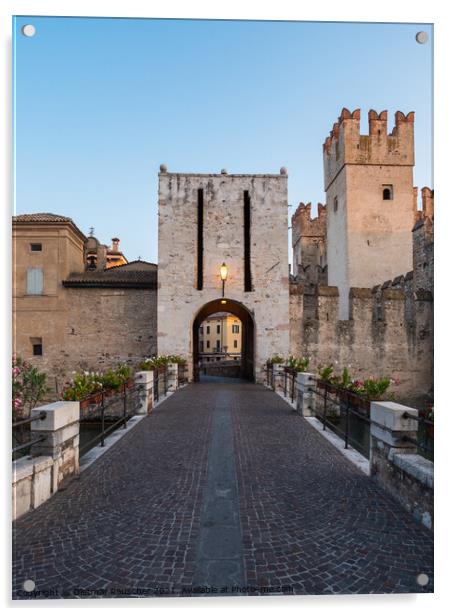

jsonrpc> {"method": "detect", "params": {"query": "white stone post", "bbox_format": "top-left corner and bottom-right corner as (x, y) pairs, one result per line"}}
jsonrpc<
(296, 372), (316, 416)
(30, 401), (80, 492)
(167, 363), (178, 391)
(370, 401), (419, 453)
(135, 370), (154, 414)
(272, 363), (285, 392)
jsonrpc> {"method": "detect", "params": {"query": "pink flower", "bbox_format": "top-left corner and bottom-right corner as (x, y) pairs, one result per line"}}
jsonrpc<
(12, 366), (21, 377)
(13, 397), (22, 409)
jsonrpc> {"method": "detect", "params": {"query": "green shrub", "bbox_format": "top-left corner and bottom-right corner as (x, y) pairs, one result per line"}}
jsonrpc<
(12, 355), (49, 419)
(286, 356), (310, 372)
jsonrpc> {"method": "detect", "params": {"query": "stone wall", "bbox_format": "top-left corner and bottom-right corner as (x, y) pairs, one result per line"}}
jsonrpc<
(413, 215), (434, 294)
(61, 287), (157, 386)
(289, 279), (433, 407)
(16, 286), (157, 395)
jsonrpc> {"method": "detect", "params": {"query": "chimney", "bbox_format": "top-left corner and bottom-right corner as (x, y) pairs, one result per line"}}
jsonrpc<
(111, 237), (120, 252)
(97, 245), (108, 270)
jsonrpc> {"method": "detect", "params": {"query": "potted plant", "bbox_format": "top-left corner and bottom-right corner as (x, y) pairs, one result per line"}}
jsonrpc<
(286, 356), (310, 373)
(317, 364), (335, 390)
(61, 371), (103, 406)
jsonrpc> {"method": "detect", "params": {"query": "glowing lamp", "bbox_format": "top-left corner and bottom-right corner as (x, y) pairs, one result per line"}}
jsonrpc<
(220, 263), (228, 281)
(220, 262), (228, 297)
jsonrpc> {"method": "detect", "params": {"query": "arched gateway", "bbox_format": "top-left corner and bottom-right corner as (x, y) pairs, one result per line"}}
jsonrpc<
(157, 167), (290, 383)
(192, 298), (255, 381)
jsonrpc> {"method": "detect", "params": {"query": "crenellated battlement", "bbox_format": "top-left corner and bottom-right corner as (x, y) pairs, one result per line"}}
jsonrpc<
(291, 202), (327, 238)
(323, 108), (415, 191)
(291, 202), (327, 283)
(419, 186), (434, 220)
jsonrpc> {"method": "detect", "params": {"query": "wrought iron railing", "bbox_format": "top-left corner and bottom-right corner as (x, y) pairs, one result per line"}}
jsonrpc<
(153, 366), (168, 403)
(177, 362), (188, 385)
(79, 381), (143, 456)
(12, 412), (47, 459)
(266, 363), (275, 390)
(283, 367), (297, 404)
(402, 410), (434, 461)
(309, 380), (371, 459)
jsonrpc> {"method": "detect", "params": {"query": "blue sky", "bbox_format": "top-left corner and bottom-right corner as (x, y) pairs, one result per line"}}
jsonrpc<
(13, 17), (433, 264)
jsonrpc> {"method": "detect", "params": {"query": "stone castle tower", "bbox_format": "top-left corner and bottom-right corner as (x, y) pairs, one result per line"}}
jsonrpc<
(323, 108), (417, 318)
(291, 202), (327, 284)
(157, 167), (290, 382)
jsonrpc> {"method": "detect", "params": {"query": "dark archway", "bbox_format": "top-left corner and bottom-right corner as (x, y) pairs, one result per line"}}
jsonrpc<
(192, 298), (255, 382)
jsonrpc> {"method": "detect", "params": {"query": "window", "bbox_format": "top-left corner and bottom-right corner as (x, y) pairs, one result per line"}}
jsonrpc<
(383, 185), (393, 200)
(206, 325), (210, 334)
(216, 340), (220, 351)
(216, 324), (221, 334)
(333, 196), (338, 213)
(30, 337), (43, 356)
(26, 268), (43, 295)
(199, 342), (204, 352)
(206, 340), (210, 349)
(234, 340), (238, 349)
(232, 324), (240, 333)
(30, 243), (42, 252)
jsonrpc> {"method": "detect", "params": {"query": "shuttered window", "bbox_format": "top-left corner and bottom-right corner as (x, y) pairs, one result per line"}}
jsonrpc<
(26, 268), (44, 295)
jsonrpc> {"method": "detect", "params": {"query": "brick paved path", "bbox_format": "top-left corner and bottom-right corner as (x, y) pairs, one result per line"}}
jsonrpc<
(12, 381), (433, 599)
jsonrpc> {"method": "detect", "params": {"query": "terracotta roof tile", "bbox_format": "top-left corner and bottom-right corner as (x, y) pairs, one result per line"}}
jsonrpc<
(63, 266), (157, 288)
(13, 213), (74, 223)
(13, 213), (87, 240)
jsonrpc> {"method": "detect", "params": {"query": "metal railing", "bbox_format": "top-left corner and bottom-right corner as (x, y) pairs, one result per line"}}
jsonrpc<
(153, 366), (168, 403)
(177, 362), (188, 385)
(309, 381), (371, 459)
(79, 381), (143, 456)
(266, 363), (275, 390)
(402, 411), (434, 461)
(12, 411), (47, 459)
(283, 367), (297, 404)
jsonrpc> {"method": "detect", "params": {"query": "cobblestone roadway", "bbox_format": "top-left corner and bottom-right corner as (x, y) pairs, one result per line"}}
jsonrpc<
(12, 381), (433, 599)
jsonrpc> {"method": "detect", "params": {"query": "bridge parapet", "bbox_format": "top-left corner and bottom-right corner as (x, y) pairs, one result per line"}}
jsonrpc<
(370, 401), (433, 529)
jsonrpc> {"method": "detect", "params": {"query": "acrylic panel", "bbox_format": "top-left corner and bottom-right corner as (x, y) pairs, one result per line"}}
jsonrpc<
(12, 15), (434, 600)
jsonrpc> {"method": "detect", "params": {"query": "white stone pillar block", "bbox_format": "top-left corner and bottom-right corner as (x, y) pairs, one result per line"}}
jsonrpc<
(296, 372), (316, 416)
(272, 363), (285, 392)
(30, 400), (80, 490)
(370, 401), (419, 450)
(135, 370), (154, 414)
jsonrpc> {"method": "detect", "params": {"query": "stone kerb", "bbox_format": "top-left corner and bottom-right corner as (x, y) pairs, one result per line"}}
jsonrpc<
(296, 372), (316, 416)
(370, 401), (433, 529)
(135, 370), (154, 414)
